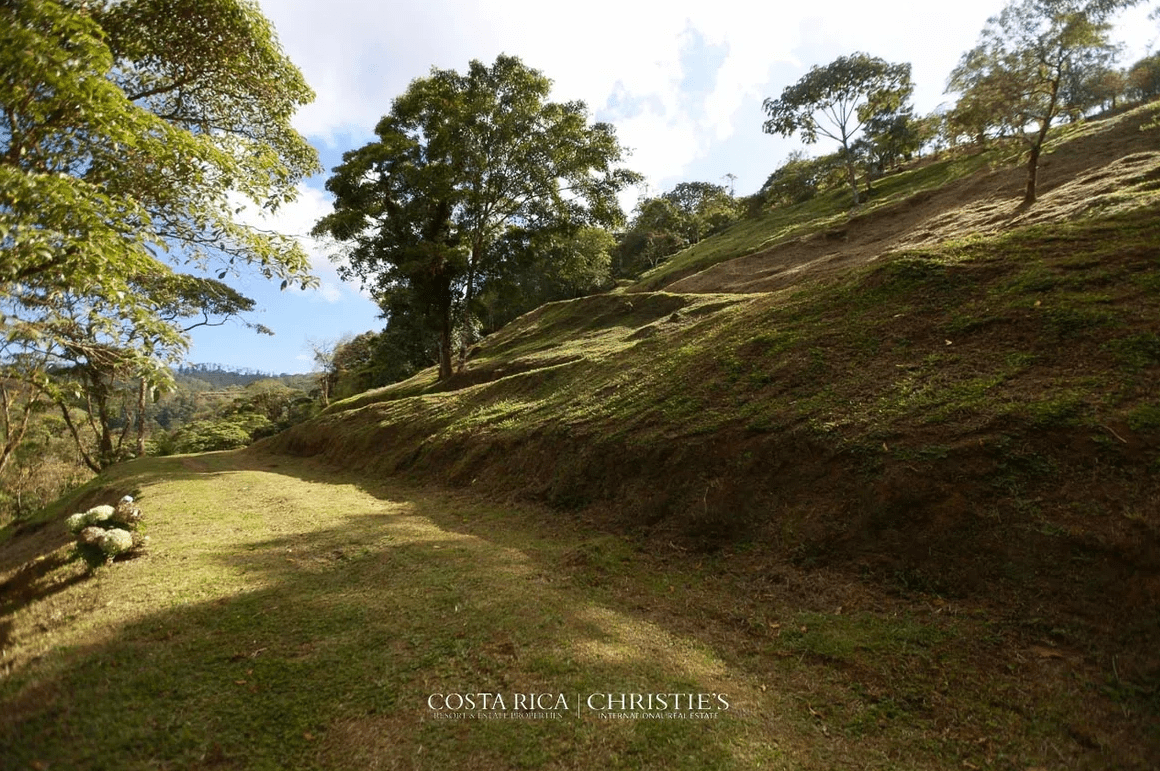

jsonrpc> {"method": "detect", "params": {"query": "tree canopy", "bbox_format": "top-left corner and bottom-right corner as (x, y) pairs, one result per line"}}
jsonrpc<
(762, 53), (913, 206)
(947, 0), (1122, 205)
(613, 182), (742, 276)
(314, 54), (640, 380)
(1, 0), (319, 467)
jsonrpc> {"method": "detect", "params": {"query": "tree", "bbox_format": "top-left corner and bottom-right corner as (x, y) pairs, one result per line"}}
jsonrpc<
(612, 182), (742, 277)
(758, 150), (847, 208)
(478, 226), (615, 328)
(660, 182), (742, 243)
(853, 108), (923, 181)
(315, 55), (639, 380)
(307, 336), (349, 407)
(762, 53), (913, 206)
(948, 0), (1122, 206)
(46, 275), (263, 470)
(1, 0), (319, 468)
(1127, 52), (1160, 101)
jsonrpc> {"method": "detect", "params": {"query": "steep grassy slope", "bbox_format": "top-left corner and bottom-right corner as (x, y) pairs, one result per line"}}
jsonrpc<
(3, 105), (1160, 769)
(263, 104), (1160, 707)
(636, 104), (1159, 295)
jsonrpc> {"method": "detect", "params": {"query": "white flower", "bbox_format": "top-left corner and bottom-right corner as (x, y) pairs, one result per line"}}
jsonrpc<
(99, 528), (134, 556)
(66, 513), (87, 533)
(120, 495), (134, 504)
(85, 505), (115, 524)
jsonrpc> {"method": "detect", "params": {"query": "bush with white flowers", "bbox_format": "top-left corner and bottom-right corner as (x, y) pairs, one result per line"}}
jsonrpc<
(67, 496), (149, 568)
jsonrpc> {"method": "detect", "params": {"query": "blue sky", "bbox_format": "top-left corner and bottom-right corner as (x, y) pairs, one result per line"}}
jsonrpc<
(185, 0), (1159, 374)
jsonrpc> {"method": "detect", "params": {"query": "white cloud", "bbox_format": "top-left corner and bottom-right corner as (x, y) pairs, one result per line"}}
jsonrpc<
(230, 182), (358, 303)
(258, 0), (1153, 200)
(317, 282), (343, 303)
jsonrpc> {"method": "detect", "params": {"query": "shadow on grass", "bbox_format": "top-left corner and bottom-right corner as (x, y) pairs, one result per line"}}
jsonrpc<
(0, 550), (91, 621)
(0, 452), (785, 771)
(4, 450), (1157, 769)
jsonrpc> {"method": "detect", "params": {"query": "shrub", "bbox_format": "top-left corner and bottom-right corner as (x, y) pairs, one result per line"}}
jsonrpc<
(67, 497), (149, 569)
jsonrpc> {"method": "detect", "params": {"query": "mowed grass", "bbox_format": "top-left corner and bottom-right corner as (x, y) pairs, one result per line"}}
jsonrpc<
(5, 451), (1146, 769)
(0, 452), (792, 770)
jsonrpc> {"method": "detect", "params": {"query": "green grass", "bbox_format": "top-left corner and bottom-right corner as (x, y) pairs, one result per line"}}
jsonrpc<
(0, 453), (801, 770)
(7, 103), (1160, 770)
(628, 143), (1011, 293)
(7, 451), (1157, 768)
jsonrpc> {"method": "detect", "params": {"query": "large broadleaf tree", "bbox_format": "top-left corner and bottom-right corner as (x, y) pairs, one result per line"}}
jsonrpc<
(947, 0), (1126, 205)
(314, 54), (640, 380)
(762, 53), (913, 206)
(1, 0), (319, 468)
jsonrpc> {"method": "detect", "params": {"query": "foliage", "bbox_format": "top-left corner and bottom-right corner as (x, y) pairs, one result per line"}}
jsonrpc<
(45, 275), (267, 470)
(0, 404), (92, 524)
(762, 53), (913, 206)
(477, 226), (616, 330)
(68, 498), (147, 569)
(757, 151), (847, 209)
(0, 0), (319, 470)
(852, 109), (925, 182)
(614, 182), (742, 277)
(160, 413), (271, 454)
(152, 377), (313, 454)
(1127, 52), (1160, 101)
(1063, 62), (1127, 115)
(314, 54), (639, 380)
(947, 0), (1122, 204)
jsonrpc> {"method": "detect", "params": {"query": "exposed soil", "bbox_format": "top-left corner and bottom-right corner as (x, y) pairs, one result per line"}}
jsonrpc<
(668, 110), (1160, 295)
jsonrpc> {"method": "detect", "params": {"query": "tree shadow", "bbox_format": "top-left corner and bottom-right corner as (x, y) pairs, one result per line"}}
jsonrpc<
(0, 550), (91, 621)
(0, 452), (789, 770)
(4, 449), (1155, 769)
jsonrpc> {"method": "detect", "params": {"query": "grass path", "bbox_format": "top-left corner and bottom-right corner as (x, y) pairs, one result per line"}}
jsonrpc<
(1, 451), (1153, 769)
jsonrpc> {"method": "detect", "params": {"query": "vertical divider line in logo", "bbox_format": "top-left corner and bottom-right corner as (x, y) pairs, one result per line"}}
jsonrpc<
(577, 693), (582, 718)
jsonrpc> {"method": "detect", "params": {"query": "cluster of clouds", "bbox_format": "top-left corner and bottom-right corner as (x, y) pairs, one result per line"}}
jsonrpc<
(262, 0), (1025, 188)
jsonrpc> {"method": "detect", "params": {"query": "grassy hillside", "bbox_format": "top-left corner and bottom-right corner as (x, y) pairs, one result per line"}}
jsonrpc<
(3, 104), (1159, 768)
(258, 103), (1160, 757)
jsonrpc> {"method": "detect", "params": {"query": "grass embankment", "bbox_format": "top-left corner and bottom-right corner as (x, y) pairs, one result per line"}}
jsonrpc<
(3, 105), (1159, 768)
(628, 143), (1011, 293)
(250, 112), (1160, 764)
(2, 451), (1155, 769)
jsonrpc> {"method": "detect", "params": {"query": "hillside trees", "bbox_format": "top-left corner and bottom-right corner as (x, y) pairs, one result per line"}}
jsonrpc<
(762, 53), (913, 206)
(48, 276), (264, 470)
(314, 55), (639, 380)
(477, 226), (616, 330)
(614, 182), (741, 276)
(1127, 52), (1160, 100)
(947, 0), (1123, 205)
(1, 0), (319, 469)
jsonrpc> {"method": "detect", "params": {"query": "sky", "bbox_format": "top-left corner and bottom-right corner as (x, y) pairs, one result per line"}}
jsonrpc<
(186, 0), (1159, 374)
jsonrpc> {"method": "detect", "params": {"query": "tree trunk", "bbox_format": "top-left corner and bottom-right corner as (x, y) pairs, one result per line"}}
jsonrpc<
(90, 372), (116, 466)
(841, 141), (860, 207)
(439, 316), (453, 380)
(1024, 78), (1060, 208)
(136, 377), (148, 456)
(0, 382), (38, 477)
(457, 243), (480, 374)
(438, 284), (454, 380)
(59, 402), (101, 473)
(1023, 142), (1041, 206)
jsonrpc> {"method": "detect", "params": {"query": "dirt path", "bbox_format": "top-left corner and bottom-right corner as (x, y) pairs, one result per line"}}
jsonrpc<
(669, 109), (1160, 295)
(1, 450), (1154, 769)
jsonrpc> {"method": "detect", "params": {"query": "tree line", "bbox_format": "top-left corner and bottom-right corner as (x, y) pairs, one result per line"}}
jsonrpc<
(3, 0), (1159, 517)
